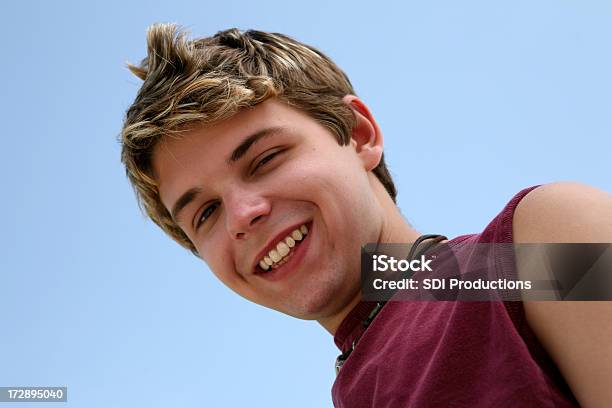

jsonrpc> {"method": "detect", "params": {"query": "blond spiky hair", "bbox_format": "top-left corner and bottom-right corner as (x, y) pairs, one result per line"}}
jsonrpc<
(121, 24), (397, 253)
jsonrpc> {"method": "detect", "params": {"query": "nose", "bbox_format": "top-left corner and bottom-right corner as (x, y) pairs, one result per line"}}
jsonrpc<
(224, 187), (271, 240)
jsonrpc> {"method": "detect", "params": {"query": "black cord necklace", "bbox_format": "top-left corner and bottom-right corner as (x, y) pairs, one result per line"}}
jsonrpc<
(334, 234), (448, 375)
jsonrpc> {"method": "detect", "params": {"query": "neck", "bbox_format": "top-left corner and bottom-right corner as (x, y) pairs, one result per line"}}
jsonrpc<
(317, 292), (362, 335)
(318, 180), (422, 335)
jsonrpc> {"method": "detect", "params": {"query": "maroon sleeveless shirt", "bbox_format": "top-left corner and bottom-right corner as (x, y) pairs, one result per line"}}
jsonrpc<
(332, 185), (579, 407)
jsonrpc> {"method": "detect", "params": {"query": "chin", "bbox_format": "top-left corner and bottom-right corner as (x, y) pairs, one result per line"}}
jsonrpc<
(280, 268), (357, 321)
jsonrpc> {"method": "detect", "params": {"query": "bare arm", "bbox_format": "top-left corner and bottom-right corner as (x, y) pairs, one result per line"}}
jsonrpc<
(513, 181), (612, 407)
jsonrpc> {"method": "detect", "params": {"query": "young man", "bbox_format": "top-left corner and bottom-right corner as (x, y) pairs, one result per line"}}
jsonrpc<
(121, 24), (612, 407)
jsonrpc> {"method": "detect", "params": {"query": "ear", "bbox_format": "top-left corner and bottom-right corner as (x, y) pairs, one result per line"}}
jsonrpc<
(342, 95), (384, 171)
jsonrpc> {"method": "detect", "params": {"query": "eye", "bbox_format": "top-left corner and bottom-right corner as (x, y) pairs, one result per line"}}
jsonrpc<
(195, 201), (220, 229)
(252, 150), (282, 173)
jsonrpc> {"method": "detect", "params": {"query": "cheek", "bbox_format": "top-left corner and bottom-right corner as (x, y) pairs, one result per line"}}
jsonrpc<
(198, 237), (235, 283)
(287, 150), (365, 194)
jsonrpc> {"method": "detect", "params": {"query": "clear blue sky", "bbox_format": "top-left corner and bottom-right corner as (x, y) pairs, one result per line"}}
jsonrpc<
(1, 1), (610, 407)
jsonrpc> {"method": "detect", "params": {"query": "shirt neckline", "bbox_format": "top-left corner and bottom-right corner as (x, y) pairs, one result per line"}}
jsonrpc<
(333, 235), (467, 353)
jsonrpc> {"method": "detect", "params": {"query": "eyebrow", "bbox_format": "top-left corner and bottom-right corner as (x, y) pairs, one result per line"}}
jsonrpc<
(170, 126), (287, 223)
(171, 187), (202, 223)
(228, 126), (286, 164)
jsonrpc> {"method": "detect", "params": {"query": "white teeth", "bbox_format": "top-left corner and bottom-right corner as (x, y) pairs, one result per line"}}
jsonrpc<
(272, 256), (290, 269)
(291, 229), (303, 241)
(258, 223), (310, 271)
(269, 249), (281, 263)
(277, 242), (290, 257)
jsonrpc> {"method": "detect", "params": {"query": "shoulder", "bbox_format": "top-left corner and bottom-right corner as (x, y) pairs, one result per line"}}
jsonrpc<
(513, 181), (612, 243)
(511, 181), (612, 406)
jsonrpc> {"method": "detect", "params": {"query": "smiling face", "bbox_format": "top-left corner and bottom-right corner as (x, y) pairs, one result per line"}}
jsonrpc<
(152, 97), (390, 322)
